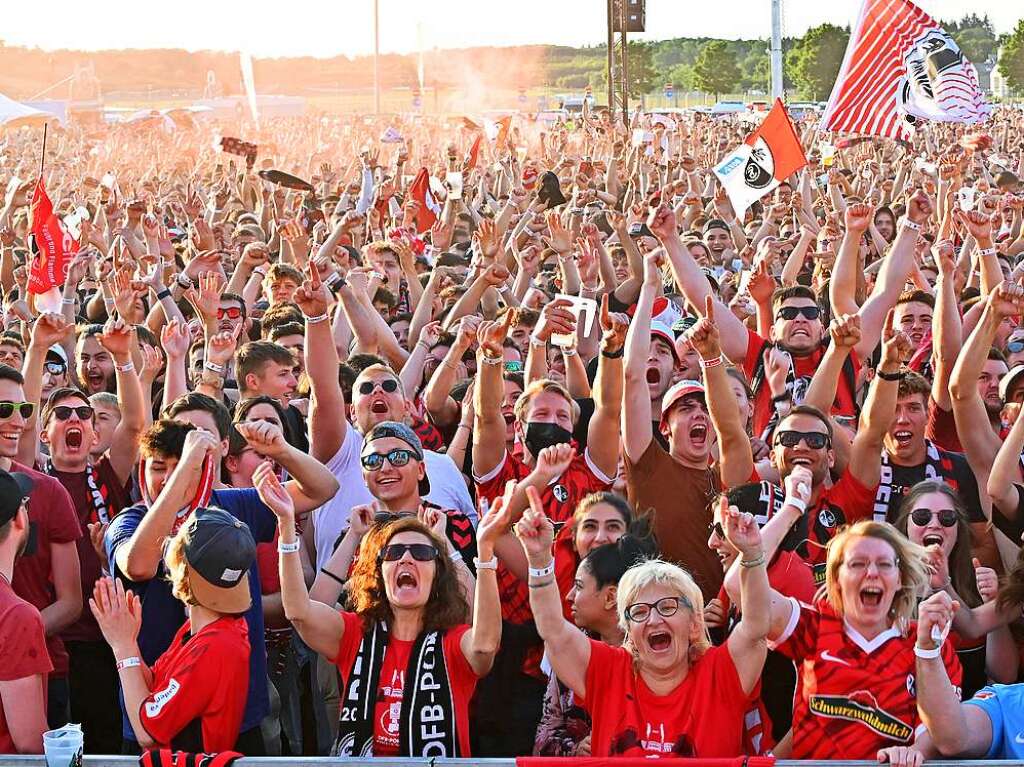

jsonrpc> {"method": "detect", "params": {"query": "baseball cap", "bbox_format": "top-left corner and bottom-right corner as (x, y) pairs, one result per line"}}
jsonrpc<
(660, 379), (706, 421)
(182, 507), (257, 614)
(0, 469), (33, 525)
(46, 345), (68, 365)
(363, 421), (431, 496)
(650, 321), (679, 362)
(1000, 364), (1024, 403)
(703, 218), (730, 234)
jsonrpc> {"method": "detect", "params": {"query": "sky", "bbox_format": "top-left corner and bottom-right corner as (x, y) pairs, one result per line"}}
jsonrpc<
(0, 0), (1018, 58)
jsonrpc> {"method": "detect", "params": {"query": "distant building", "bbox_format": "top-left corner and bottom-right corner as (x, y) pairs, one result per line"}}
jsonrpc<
(990, 47), (1009, 99)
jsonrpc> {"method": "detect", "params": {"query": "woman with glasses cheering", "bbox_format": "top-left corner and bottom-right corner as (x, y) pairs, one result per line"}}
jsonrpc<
(267, 423), (508, 758)
(517, 483), (774, 758)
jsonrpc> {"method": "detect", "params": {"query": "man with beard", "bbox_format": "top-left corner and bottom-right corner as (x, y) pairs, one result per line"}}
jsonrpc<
(0, 470), (50, 754)
(24, 317), (144, 753)
(74, 325), (117, 395)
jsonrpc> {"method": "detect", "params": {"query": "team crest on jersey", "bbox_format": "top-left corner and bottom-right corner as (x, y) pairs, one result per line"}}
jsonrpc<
(552, 484), (569, 503)
(818, 508), (837, 528)
(809, 690), (913, 742)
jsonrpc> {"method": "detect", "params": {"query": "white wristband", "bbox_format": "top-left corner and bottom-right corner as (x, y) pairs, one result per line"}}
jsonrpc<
(448, 549), (463, 563)
(528, 561), (555, 579)
(305, 312), (329, 324)
(977, 246), (997, 257)
(473, 555), (499, 571)
(901, 218), (923, 232)
(115, 361), (135, 373)
(116, 656), (142, 671)
(784, 496), (807, 513)
(914, 644), (942, 659)
(278, 539), (301, 554)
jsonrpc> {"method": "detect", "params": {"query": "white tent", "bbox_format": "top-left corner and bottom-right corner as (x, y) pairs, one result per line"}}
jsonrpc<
(0, 93), (57, 130)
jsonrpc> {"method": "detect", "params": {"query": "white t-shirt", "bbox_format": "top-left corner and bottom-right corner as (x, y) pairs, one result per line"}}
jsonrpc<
(310, 426), (476, 569)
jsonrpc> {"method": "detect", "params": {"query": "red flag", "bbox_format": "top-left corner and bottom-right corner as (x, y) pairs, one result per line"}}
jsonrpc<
(408, 168), (440, 234)
(821, 0), (991, 140)
(29, 179), (75, 296)
(494, 116), (512, 151)
(461, 117), (482, 132)
(465, 135), (482, 170)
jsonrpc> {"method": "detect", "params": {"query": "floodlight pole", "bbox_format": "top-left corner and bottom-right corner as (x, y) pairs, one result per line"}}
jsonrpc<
(771, 0), (784, 100)
(606, 0), (629, 125)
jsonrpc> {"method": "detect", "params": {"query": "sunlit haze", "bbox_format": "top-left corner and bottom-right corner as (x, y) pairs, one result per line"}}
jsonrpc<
(0, 0), (1017, 57)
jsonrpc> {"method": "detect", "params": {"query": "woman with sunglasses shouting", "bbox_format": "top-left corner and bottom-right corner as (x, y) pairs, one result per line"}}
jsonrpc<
(518, 484), (774, 758)
(893, 481), (1018, 698)
(260, 454), (508, 758)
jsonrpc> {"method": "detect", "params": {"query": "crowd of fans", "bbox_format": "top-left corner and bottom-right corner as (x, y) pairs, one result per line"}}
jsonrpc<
(0, 101), (1023, 763)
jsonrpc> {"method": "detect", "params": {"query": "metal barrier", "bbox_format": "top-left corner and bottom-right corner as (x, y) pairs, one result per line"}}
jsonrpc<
(0, 759), (1017, 767)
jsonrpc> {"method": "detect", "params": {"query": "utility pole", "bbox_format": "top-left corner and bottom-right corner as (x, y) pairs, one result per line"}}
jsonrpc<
(770, 0), (783, 101)
(373, 0), (381, 115)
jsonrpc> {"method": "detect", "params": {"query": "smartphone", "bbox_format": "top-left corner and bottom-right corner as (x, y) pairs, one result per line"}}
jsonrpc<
(628, 222), (644, 236)
(551, 294), (597, 349)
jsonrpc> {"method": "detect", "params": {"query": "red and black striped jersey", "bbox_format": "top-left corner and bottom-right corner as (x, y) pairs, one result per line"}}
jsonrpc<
(772, 598), (962, 759)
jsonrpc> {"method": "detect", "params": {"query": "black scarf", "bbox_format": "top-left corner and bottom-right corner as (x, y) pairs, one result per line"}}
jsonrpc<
(45, 458), (110, 525)
(333, 621), (458, 758)
(874, 440), (944, 522)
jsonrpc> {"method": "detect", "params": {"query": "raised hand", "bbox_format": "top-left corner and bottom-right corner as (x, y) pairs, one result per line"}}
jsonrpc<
(89, 577), (142, 656)
(253, 460), (295, 520)
(686, 294), (721, 361)
(974, 558), (998, 603)
(98, 317), (134, 362)
(844, 202), (874, 234)
(783, 465), (813, 505)
(31, 312), (71, 348)
(160, 318), (190, 361)
(514, 485), (555, 562)
(535, 443), (575, 482)
(235, 420), (290, 460)
(138, 343), (164, 384)
(829, 313), (862, 349)
(964, 210), (995, 242)
(346, 502), (378, 539)
(477, 218), (499, 261)
(453, 315), (480, 350)
(599, 293), (629, 354)
(916, 589), (958, 650)
(721, 497), (763, 557)
(534, 297), (576, 343)
(481, 262), (511, 288)
(880, 310), (912, 366)
(184, 271), (226, 323)
(543, 211), (572, 254)
(293, 261), (331, 319)
(206, 329), (239, 368)
(476, 311), (514, 358)
(763, 345), (792, 395)
(905, 189), (934, 225)
(646, 203), (678, 242)
(747, 259), (776, 304)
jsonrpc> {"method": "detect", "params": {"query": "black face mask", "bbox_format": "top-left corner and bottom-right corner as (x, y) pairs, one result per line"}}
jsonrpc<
(523, 421), (573, 458)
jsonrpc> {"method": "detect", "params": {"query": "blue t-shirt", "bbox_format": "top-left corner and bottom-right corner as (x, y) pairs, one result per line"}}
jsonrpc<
(965, 683), (1024, 759)
(105, 488), (277, 741)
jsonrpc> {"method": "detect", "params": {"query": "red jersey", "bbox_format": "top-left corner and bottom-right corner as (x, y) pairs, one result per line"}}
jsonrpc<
(138, 616), (250, 753)
(476, 448), (612, 625)
(333, 612), (480, 757)
(743, 328), (861, 438)
(579, 639), (755, 758)
(9, 460), (81, 676)
(771, 598), (962, 759)
(0, 578), (51, 754)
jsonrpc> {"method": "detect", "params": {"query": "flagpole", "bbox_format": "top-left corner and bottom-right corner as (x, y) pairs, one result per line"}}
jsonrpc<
(39, 122), (48, 176)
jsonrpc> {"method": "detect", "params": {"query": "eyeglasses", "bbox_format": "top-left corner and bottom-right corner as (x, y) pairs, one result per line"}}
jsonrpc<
(624, 595), (691, 623)
(708, 521), (725, 539)
(357, 379), (400, 396)
(0, 401), (34, 420)
(373, 511), (416, 525)
(44, 361), (67, 376)
(51, 405), (94, 421)
(843, 558), (898, 574)
(910, 508), (959, 528)
(777, 306), (821, 321)
(217, 307), (243, 320)
(360, 448), (418, 471)
(775, 430), (830, 450)
(379, 542), (439, 562)
(1008, 339), (1024, 353)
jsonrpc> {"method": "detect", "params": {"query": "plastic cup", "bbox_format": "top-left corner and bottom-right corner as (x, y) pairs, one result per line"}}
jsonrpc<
(43, 725), (83, 767)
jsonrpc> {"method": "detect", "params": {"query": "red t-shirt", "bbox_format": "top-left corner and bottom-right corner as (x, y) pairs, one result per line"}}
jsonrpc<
(717, 549), (818, 614)
(138, 616), (250, 753)
(926, 397), (963, 453)
(0, 578), (52, 754)
(771, 597), (962, 759)
(9, 461), (81, 675)
(743, 328), (861, 438)
(579, 639), (755, 758)
(332, 612), (480, 757)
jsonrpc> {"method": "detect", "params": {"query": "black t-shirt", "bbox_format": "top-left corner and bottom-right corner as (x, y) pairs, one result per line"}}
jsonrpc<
(992, 484), (1024, 544)
(876, 448), (986, 523)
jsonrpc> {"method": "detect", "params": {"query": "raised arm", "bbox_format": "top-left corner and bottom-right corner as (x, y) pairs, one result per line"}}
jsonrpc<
(930, 240), (961, 411)
(459, 491), (508, 676)
(803, 313), (860, 414)
(472, 313), (514, 478)
(622, 253), (659, 462)
(101, 319), (146, 484)
(586, 294), (625, 479)
(831, 203), (872, 317)
(988, 396), (1024, 519)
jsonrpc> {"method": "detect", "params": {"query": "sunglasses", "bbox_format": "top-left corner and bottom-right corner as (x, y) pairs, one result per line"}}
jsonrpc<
(775, 430), (830, 449)
(357, 379), (399, 396)
(217, 307), (243, 320)
(51, 405), (94, 421)
(44, 361), (67, 376)
(624, 595), (691, 623)
(708, 521), (725, 539)
(1008, 339), (1024, 353)
(379, 542), (439, 563)
(373, 511), (416, 525)
(0, 401), (34, 420)
(777, 306), (821, 321)
(361, 448), (418, 471)
(910, 508), (959, 528)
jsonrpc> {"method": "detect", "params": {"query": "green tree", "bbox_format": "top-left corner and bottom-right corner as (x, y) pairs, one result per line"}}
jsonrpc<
(788, 23), (849, 100)
(626, 40), (657, 98)
(945, 14), (997, 63)
(667, 63), (695, 92)
(1000, 19), (1024, 93)
(692, 40), (740, 97)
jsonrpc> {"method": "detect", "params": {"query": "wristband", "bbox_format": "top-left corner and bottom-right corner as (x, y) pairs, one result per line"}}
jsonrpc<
(901, 219), (923, 232)
(62, 297), (77, 306)
(177, 274), (194, 289)
(319, 567), (345, 586)
(562, 346), (578, 357)
(977, 246), (997, 257)
(481, 353), (503, 366)
(699, 355), (723, 370)
(304, 312), (329, 324)
(876, 368), (905, 382)
(116, 656), (142, 671)
(528, 578), (555, 588)
(103, 298), (115, 308)
(155, 288), (172, 301)
(448, 549), (464, 563)
(740, 552), (767, 568)
(278, 539), (301, 554)
(913, 644), (942, 659)
(784, 496), (807, 513)
(528, 561), (556, 579)
(204, 361), (225, 374)
(771, 391), (792, 403)
(601, 347), (624, 359)
(529, 334), (547, 348)
(474, 555), (499, 571)
(252, 268), (267, 279)
(115, 361), (135, 373)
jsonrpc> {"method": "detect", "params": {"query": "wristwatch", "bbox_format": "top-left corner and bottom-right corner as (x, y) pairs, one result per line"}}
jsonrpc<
(176, 274), (193, 290)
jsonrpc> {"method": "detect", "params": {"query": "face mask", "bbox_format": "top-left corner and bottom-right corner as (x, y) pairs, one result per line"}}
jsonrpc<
(523, 421), (573, 459)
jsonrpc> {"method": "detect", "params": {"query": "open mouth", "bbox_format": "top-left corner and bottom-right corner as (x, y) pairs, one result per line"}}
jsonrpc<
(893, 430), (913, 447)
(503, 412), (515, 426)
(791, 456), (813, 467)
(923, 533), (944, 547)
(396, 570), (418, 591)
(0, 429), (21, 446)
(65, 428), (83, 449)
(689, 423), (708, 444)
(86, 373), (104, 389)
(370, 399), (389, 414)
(860, 587), (883, 607)
(646, 368), (661, 385)
(646, 631), (672, 651)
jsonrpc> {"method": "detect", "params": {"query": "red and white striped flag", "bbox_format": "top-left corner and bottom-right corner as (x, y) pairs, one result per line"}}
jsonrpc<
(821, 0), (991, 140)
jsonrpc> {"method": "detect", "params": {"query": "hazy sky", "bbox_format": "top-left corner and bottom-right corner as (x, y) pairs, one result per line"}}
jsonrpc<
(0, 0), (1017, 58)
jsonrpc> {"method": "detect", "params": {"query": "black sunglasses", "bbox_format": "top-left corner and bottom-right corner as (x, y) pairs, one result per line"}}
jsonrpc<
(379, 542), (439, 562)
(0, 401), (35, 420)
(775, 430), (830, 450)
(361, 448), (417, 471)
(708, 520), (725, 539)
(910, 508), (958, 528)
(52, 405), (94, 421)
(358, 379), (399, 396)
(777, 305), (821, 321)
